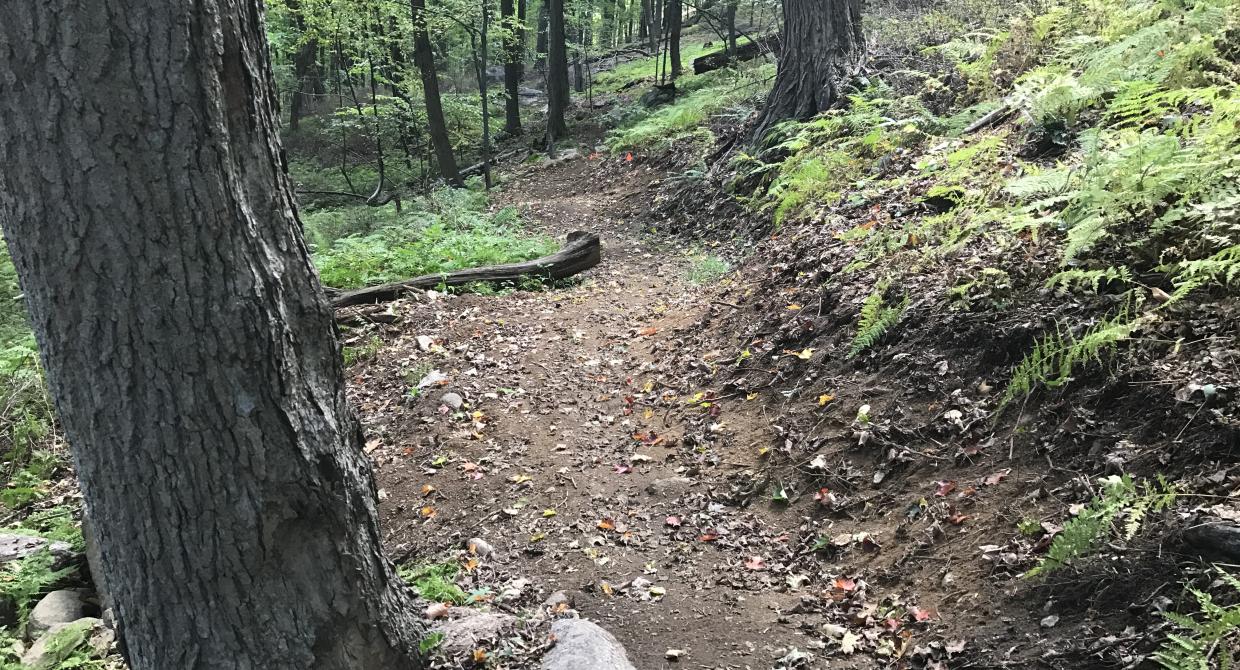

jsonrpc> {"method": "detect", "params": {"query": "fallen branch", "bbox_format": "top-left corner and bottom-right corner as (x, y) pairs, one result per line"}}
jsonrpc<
(692, 34), (779, 75)
(327, 231), (601, 307)
(962, 103), (1014, 134)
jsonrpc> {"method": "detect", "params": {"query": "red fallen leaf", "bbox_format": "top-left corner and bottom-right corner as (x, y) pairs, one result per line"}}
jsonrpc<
(625, 152), (634, 162)
(983, 469), (1010, 486)
(636, 326), (658, 337)
(665, 515), (682, 527)
(699, 531), (719, 542)
(709, 404), (721, 418)
(934, 480), (957, 497)
(597, 518), (616, 531)
(832, 578), (856, 592)
(947, 512), (969, 525)
(884, 617), (902, 631)
(744, 556), (767, 571)
(957, 486), (978, 498)
(909, 606), (933, 622)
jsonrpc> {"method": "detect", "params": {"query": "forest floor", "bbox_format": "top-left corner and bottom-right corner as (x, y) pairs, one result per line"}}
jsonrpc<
(349, 153), (818, 668)
(342, 149), (1006, 669)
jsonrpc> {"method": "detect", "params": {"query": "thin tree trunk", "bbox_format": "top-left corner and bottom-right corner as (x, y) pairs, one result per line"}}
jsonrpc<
(502, 0), (525, 135)
(547, 0), (570, 138)
(725, 0), (738, 56)
(537, 1), (550, 71)
(0, 2), (423, 669)
(411, 0), (462, 184)
(752, 0), (864, 142)
(665, 0), (682, 79)
(475, 0), (494, 188)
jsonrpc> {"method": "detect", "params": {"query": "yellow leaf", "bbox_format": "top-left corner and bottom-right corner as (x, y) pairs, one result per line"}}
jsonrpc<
(464, 558), (479, 572)
(543, 509), (557, 518)
(529, 533), (545, 543)
(419, 506), (437, 519)
(786, 304), (802, 311)
(746, 392), (759, 401)
(796, 348), (814, 360)
(817, 394), (835, 406)
(510, 474), (532, 484)
(601, 581), (614, 596)
(472, 649), (488, 663)
(642, 379), (655, 393)
(758, 446), (770, 457)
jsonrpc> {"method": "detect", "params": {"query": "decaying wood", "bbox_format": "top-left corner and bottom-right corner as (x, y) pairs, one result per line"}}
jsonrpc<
(963, 103), (1015, 134)
(328, 231), (601, 307)
(692, 33), (778, 75)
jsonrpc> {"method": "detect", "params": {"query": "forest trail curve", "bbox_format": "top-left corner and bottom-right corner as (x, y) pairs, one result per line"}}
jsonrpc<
(348, 154), (819, 669)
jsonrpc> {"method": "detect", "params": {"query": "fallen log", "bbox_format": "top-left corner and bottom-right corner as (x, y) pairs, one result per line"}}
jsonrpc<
(692, 34), (779, 75)
(327, 231), (601, 308)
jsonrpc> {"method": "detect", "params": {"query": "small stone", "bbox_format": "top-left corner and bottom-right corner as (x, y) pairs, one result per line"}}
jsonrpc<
(21, 617), (99, 669)
(666, 648), (689, 661)
(543, 590), (572, 612)
(1040, 614), (1060, 628)
(441, 392), (464, 410)
(425, 603), (450, 620)
(29, 590), (92, 639)
(466, 537), (494, 557)
(644, 477), (694, 497)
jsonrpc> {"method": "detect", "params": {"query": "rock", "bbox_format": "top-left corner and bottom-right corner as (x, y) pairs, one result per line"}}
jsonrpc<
(543, 590), (572, 612)
(1040, 614), (1059, 628)
(425, 602), (451, 620)
(645, 477), (694, 497)
(1184, 520), (1240, 561)
(466, 537), (494, 557)
(541, 619), (637, 670)
(29, 589), (93, 639)
(0, 534), (75, 566)
(21, 617), (99, 669)
(441, 392), (465, 410)
(548, 148), (581, 163)
(415, 335), (436, 351)
(432, 611), (516, 658)
(417, 370), (448, 390)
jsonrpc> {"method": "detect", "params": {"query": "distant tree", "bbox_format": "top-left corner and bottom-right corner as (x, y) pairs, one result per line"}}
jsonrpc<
(412, 0), (463, 184)
(0, 2), (424, 668)
(502, 0), (527, 135)
(547, 0), (571, 138)
(286, 0), (321, 131)
(752, 0), (864, 140)
(665, 0), (682, 78)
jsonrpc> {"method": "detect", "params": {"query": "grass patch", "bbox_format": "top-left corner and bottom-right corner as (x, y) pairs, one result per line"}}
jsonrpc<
(687, 253), (731, 284)
(310, 186), (557, 290)
(398, 561), (467, 604)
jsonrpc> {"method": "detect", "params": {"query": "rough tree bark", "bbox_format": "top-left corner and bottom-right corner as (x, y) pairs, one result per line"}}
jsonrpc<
(547, 0), (571, 138)
(0, 2), (423, 669)
(411, 0), (463, 185)
(502, 0), (526, 135)
(752, 0), (864, 142)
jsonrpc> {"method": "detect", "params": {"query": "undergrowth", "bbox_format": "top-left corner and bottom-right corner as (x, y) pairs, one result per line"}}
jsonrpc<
(311, 185), (557, 289)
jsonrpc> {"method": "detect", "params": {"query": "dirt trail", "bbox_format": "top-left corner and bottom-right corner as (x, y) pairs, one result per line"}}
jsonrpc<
(349, 155), (821, 668)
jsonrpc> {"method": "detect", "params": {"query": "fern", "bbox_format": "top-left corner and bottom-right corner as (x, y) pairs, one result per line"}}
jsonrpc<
(1045, 266), (1133, 293)
(1027, 475), (1176, 578)
(1155, 569), (1240, 670)
(1001, 304), (1143, 408)
(848, 284), (909, 358)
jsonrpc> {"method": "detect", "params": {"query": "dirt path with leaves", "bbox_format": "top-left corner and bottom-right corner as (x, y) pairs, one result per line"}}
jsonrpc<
(345, 154), (829, 668)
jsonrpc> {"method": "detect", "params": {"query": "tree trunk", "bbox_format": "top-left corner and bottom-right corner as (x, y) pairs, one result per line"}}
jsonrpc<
(503, 0), (526, 135)
(411, 0), (462, 184)
(752, 0), (864, 141)
(290, 37), (320, 130)
(725, 0), (738, 56)
(0, 2), (423, 670)
(537, 2), (550, 70)
(547, 0), (570, 138)
(639, 0), (650, 41)
(665, 0), (682, 79)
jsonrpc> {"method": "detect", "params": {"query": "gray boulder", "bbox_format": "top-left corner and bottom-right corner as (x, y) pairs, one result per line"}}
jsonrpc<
(21, 617), (100, 669)
(29, 590), (92, 639)
(541, 619), (636, 670)
(0, 534), (75, 566)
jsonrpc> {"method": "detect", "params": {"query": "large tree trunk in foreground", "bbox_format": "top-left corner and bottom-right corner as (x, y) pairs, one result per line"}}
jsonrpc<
(329, 232), (601, 307)
(0, 3), (422, 669)
(752, 0), (864, 142)
(412, 0), (463, 185)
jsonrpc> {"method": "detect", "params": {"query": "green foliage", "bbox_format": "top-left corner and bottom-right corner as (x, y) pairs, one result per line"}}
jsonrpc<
(0, 550), (76, 620)
(311, 186), (556, 289)
(1045, 266), (1132, 293)
(1156, 569), (1240, 670)
(686, 253), (731, 285)
(605, 64), (772, 151)
(1027, 474), (1176, 577)
(342, 335), (384, 367)
(848, 282), (909, 358)
(1001, 303), (1143, 407)
(398, 562), (467, 604)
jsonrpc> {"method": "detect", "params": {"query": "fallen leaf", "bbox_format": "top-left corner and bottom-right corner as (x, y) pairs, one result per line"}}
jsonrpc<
(636, 326), (658, 337)
(786, 304), (802, 311)
(744, 556), (767, 571)
(983, 469), (1011, 486)
(472, 649), (487, 663)
(665, 515), (682, 527)
(817, 393), (835, 406)
(543, 509), (557, 518)
(934, 480), (957, 497)
(840, 631), (861, 654)
(419, 506), (437, 519)
(598, 518), (616, 531)
(420, 484), (437, 496)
